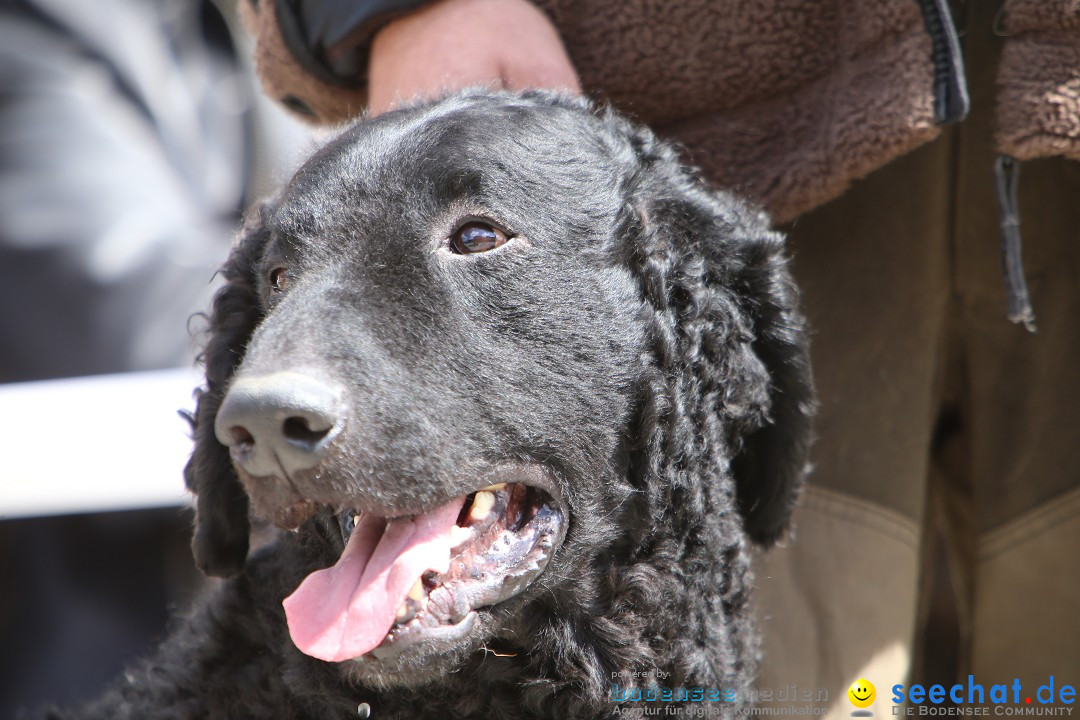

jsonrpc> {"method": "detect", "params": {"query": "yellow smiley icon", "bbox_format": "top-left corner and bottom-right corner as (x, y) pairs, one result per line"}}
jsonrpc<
(848, 678), (876, 708)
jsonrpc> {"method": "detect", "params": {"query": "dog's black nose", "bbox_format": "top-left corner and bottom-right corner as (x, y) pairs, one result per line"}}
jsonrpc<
(214, 371), (344, 478)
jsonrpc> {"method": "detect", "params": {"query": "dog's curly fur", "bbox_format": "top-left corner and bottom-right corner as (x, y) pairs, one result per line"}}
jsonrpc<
(41, 91), (813, 719)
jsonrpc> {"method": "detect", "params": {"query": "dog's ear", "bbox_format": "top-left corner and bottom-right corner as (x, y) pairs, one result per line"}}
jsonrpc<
(723, 223), (815, 545)
(621, 126), (814, 546)
(185, 208), (269, 577)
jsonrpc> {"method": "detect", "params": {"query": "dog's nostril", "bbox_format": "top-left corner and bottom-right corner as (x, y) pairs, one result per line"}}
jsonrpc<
(227, 425), (256, 448)
(282, 416), (333, 446)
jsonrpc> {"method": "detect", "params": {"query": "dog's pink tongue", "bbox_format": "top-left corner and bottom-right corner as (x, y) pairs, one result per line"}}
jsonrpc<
(283, 498), (465, 662)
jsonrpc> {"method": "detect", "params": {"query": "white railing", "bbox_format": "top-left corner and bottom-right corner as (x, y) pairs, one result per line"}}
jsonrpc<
(0, 369), (202, 518)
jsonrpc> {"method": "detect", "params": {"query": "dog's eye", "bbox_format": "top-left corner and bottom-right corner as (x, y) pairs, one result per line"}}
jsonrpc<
(450, 222), (508, 254)
(269, 267), (290, 293)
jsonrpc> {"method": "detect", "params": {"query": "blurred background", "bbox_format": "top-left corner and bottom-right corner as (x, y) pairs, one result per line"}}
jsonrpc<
(0, 0), (316, 713)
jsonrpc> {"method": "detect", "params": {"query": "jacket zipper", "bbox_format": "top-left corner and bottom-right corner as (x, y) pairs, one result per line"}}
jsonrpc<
(915, 0), (970, 124)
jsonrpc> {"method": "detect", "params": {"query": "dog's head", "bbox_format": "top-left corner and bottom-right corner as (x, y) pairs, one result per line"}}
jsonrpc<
(185, 91), (813, 691)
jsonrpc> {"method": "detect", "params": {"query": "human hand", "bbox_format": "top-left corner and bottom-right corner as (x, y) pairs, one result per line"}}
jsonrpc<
(368, 0), (580, 116)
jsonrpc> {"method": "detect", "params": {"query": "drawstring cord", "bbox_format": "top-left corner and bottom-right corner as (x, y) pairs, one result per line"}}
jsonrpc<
(993, 155), (1037, 332)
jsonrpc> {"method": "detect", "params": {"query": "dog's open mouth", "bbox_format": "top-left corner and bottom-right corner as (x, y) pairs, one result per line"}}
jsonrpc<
(282, 481), (563, 663)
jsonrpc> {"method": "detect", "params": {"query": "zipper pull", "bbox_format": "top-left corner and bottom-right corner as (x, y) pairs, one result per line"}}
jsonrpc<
(993, 155), (1036, 332)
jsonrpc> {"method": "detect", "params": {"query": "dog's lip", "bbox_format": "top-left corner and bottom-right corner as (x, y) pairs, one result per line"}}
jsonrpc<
(330, 465), (566, 524)
(364, 612), (478, 661)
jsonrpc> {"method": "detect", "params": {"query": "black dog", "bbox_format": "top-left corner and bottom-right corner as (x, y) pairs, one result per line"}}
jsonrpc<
(44, 91), (813, 719)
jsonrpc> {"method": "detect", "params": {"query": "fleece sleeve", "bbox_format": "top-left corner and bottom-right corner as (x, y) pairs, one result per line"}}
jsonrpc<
(241, 0), (436, 124)
(995, 0), (1080, 161)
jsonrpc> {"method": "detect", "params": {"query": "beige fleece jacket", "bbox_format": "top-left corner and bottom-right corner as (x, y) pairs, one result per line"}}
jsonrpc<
(242, 0), (1080, 223)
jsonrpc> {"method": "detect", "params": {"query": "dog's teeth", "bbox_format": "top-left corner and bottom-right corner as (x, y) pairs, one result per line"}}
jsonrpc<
(339, 512), (359, 539)
(479, 482), (507, 492)
(450, 525), (474, 547)
(469, 491), (495, 522)
(408, 578), (425, 603)
(395, 601), (411, 623)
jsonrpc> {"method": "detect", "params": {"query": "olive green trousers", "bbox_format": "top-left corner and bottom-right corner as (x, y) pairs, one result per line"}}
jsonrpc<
(754, 1), (1080, 711)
